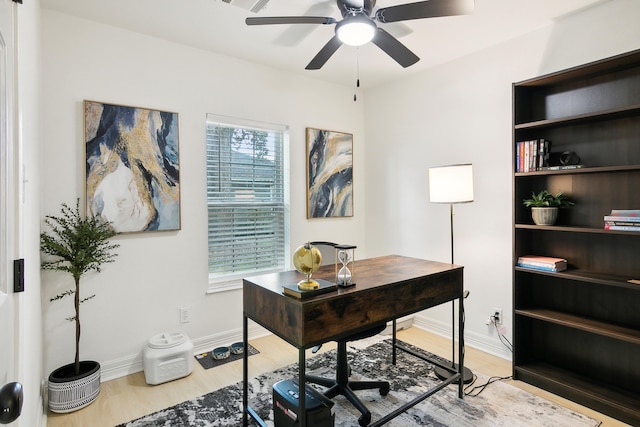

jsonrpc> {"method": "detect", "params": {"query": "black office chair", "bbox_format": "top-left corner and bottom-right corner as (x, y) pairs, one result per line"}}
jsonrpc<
(306, 242), (390, 427)
(306, 324), (390, 426)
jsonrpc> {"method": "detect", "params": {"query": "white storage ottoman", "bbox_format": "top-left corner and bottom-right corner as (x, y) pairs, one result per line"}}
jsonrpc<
(143, 332), (194, 385)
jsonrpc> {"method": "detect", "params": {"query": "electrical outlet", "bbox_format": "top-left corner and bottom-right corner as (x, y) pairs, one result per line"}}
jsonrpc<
(179, 307), (191, 323)
(492, 307), (503, 325)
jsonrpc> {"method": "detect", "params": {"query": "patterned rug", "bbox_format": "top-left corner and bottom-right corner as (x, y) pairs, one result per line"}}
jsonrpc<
(117, 338), (601, 427)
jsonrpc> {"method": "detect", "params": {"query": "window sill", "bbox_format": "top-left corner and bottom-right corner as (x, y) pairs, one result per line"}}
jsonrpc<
(206, 281), (242, 294)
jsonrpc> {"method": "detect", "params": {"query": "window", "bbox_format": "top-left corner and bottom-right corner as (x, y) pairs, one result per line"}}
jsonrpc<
(206, 114), (289, 292)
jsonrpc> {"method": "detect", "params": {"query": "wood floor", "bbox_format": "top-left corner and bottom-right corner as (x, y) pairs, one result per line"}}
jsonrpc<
(47, 327), (630, 427)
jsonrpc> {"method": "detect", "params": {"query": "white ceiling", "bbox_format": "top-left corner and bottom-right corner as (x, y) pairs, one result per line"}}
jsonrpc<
(40, 0), (607, 89)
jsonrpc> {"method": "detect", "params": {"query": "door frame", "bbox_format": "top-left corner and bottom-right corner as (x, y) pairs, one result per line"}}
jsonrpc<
(0, 0), (19, 397)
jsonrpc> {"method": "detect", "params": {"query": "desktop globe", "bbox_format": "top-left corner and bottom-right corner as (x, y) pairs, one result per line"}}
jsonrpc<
(292, 243), (322, 290)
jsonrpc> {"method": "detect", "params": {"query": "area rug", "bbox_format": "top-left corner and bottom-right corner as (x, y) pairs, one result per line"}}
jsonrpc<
(117, 338), (601, 427)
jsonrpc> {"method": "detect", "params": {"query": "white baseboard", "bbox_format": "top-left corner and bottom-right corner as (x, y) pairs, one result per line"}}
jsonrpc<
(412, 313), (512, 362)
(98, 315), (511, 383)
(100, 323), (271, 382)
(381, 316), (414, 335)
(37, 395), (47, 427)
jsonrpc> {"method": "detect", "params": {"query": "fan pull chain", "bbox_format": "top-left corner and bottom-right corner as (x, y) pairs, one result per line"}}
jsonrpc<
(354, 50), (360, 102)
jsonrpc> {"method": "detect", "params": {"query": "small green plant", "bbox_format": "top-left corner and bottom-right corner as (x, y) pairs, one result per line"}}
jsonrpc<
(523, 190), (574, 208)
(40, 199), (119, 376)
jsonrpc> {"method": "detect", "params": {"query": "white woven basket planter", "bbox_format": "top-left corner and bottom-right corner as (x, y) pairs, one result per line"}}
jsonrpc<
(531, 207), (558, 225)
(48, 361), (101, 413)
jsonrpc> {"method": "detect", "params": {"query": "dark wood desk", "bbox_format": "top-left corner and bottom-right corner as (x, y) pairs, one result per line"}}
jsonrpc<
(242, 254), (465, 426)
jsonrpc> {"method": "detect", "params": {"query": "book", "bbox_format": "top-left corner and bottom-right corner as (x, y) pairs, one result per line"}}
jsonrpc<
(603, 216), (640, 222)
(518, 255), (567, 265)
(515, 139), (553, 172)
(282, 278), (337, 299)
(609, 210), (640, 216)
(605, 221), (640, 226)
(540, 139), (551, 169)
(604, 225), (640, 232)
(540, 164), (584, 171)
(517, 255), (567, 271)
(517, 263), (565, 272)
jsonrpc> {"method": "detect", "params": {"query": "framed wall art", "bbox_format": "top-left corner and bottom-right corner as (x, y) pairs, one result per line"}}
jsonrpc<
(306, 127), (353, 218)
(84, 100), (180, 233)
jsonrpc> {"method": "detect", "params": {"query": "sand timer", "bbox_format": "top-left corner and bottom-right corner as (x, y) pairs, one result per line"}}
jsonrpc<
(335, 244), (356, 287)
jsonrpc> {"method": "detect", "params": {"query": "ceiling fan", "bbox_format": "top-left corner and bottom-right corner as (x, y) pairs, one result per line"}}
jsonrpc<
(246, 0), (474, 70)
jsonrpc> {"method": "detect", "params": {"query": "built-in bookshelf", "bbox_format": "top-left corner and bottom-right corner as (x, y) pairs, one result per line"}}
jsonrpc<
(512, 49), (640, 426)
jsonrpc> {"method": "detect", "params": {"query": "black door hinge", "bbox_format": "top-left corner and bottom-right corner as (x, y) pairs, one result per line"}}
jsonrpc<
(13, 259), (24, 293)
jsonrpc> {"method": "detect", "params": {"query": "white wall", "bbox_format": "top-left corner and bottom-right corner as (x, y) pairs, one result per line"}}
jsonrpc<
(40, 10), (367, 379)
(39, 0), (640, 385)
(364, 0), (640, 358)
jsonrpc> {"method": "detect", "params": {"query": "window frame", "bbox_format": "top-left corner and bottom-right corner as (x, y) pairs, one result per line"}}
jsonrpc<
(205, 114), (290, 294)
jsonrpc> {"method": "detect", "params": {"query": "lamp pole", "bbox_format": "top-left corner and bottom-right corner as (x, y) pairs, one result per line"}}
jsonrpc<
(428, 164), (474, 384)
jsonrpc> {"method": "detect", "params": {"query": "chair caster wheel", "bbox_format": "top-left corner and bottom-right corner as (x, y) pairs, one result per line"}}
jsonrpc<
(380, 383), (390, 396)
(358, 412), (371, 426)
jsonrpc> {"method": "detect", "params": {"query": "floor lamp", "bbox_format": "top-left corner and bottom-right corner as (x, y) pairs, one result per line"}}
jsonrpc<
(428, 163), (474, 384)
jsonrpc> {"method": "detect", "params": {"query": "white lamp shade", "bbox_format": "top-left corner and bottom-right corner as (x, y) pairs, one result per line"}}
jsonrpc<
(429, 163), (474, 204)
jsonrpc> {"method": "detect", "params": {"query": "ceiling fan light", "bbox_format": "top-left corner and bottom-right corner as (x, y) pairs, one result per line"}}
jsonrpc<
(336, 18), (375, 46)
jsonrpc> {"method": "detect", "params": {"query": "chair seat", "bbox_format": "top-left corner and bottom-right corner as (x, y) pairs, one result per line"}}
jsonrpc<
(338, 323), (387, 342)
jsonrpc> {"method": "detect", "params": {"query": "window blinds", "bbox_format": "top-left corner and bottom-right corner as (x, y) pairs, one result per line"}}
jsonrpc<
(206, 116), (287, 288)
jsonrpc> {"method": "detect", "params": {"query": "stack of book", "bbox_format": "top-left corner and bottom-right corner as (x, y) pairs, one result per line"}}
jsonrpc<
(282, 278), (337, 299)
(517, 255), (567, 272)
(604, 210), (640, 232)
(515, 139), (551, 172)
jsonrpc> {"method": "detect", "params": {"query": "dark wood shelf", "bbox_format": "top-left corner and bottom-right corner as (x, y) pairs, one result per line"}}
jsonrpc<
(514, 103), (640, 130)
(515, 164), (640, 177)
(513, 48), (640, 425)
(515, 223), (640, 236)
(515, 308), (640, 344)
(514, 266), (640, 290)
(514, 364), (640, 426)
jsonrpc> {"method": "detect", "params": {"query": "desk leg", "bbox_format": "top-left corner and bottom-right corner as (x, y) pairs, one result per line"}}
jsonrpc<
(243, 315), (249, 426)
(298, 347), (306, 426)
(458, 296), (465, 399)
(392, 319), (397, 365)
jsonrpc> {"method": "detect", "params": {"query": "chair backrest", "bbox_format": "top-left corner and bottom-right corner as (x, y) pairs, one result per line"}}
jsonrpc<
(309, 241), (337, 266)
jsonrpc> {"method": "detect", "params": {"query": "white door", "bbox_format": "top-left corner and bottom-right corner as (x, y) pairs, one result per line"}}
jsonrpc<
(0, 0), (18, 408)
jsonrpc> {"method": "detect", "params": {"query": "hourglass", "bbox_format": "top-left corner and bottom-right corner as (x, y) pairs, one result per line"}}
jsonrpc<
(334, 244), (356, 287)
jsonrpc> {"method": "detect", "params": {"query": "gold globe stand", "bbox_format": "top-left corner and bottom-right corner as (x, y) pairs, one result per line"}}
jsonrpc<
(297, 276), (319, 290)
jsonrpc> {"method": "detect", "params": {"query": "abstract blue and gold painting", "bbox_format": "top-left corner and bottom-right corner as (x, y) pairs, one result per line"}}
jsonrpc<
(306, 128), (353, 218)
(85, 101), (180, 232)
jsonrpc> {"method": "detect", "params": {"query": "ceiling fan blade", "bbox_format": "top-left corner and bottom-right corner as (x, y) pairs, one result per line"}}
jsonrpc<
(275, 1), (337, 47)
(375, 0), (474, 23)
(246, 16), (337, 26)
(305, 36), (343, 70)
(384, 21), (413, 39)
(371, 28), (419, 68)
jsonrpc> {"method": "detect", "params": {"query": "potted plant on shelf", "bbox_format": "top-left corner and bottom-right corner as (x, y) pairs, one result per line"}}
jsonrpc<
(40, 199), (119, 413)
(523, 190), (574, 225)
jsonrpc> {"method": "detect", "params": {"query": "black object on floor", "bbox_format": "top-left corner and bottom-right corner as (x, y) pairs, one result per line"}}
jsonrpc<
(273, 379), (335, 427)
(195, 344), (259, 370)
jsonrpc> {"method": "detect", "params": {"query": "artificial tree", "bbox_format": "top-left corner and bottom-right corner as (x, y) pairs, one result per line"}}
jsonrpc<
(40, 199), (119, 376)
